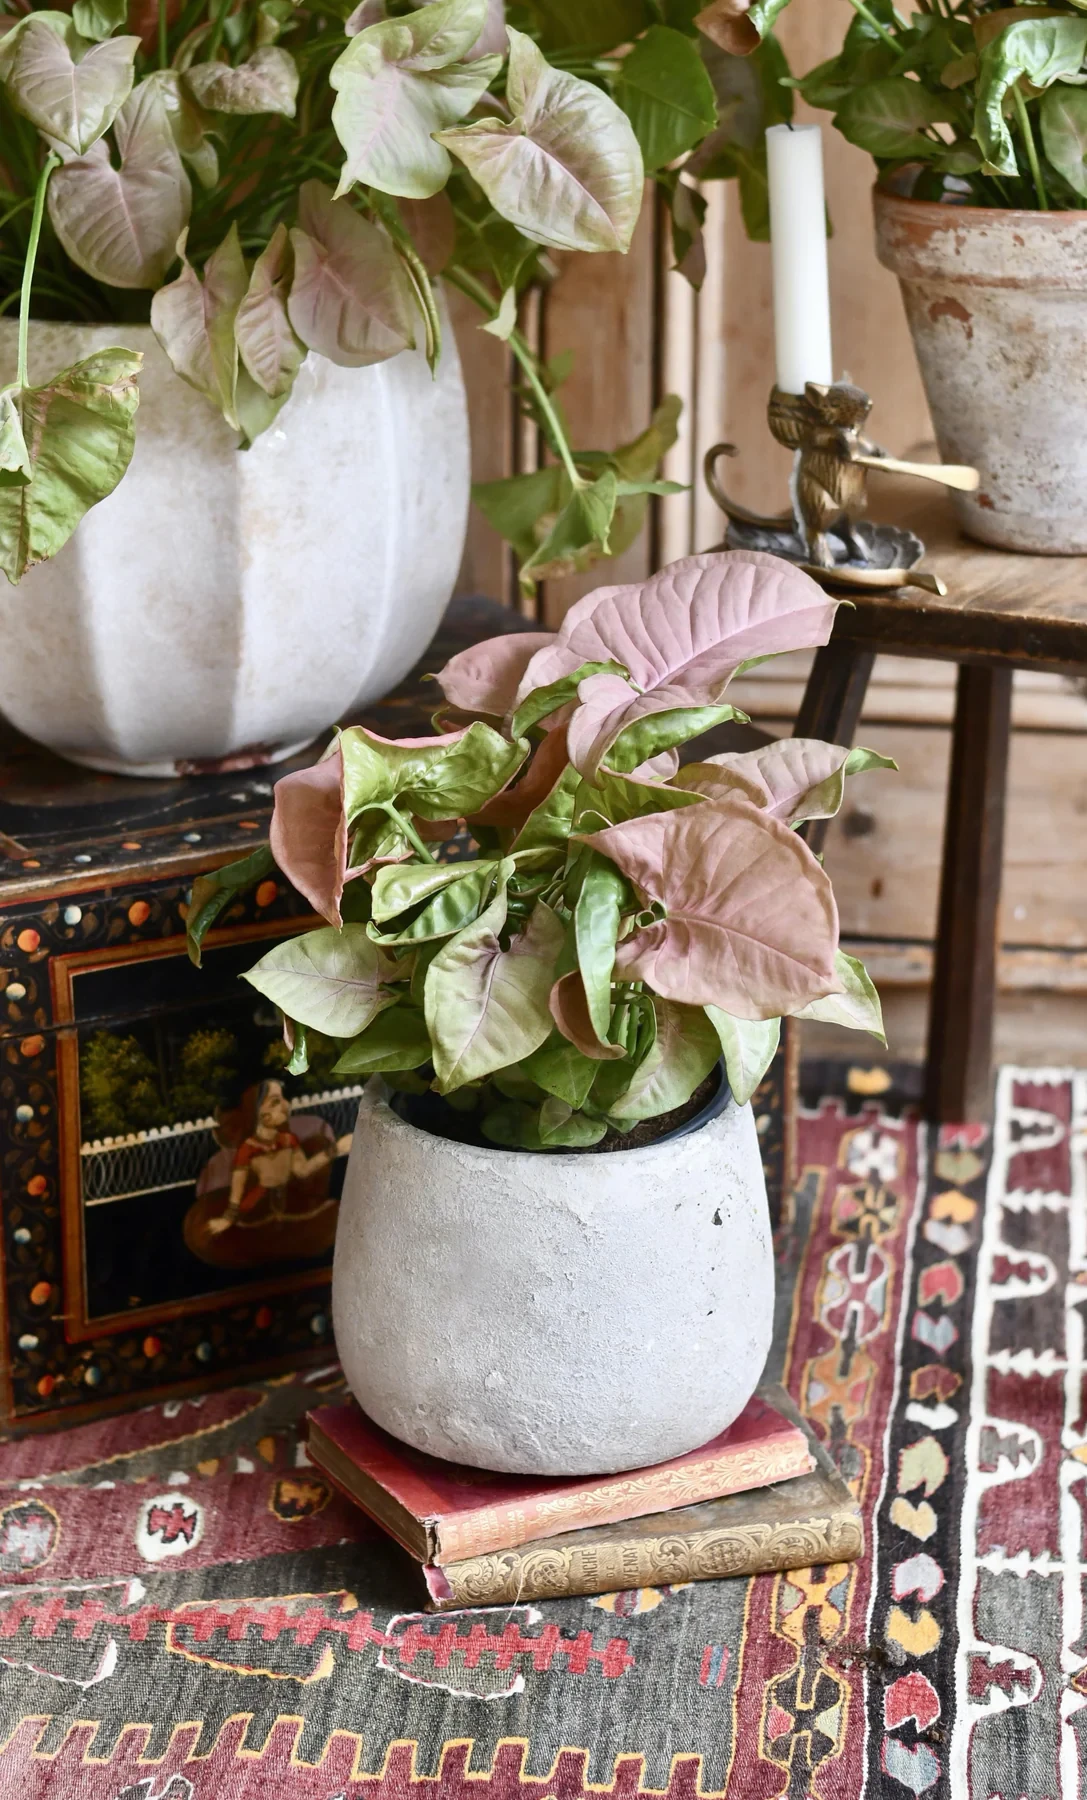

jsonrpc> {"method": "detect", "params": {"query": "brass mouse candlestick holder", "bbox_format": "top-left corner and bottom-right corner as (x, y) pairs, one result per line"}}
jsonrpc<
(705, 380), (980, 597)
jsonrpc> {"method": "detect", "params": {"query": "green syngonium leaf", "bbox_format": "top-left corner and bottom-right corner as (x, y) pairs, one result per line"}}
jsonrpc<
(611, 24), (717, 171)
(0, 391), (31, 489)
(425, 893), (564, 1092)
(510, 659), (627, 739)
(520, 1030), (600, 1109)
(341, 720), (528, 822)
(330, 0), (500, 200)
(72, 0), (128, 42)
(1041, 80), (1087, 195)
(1, 13), (139, 154)
(186, 843), (276, 965)
(437, 29), (644, 254)
(367, 858), (506, 944)
(235, 223), (305, 400)
(243, 923), (400, 1037)
(704, 1007), (779, 1105)
(481, 1098), (607, 1149)
(287, 180), (417, 368)
(975, 16), (1087, 176)
(794, 949), (886, 1043)
(151, 223), (247, 429)
(146, 69), (219, 189)
(0, 349), (141, 587)
(572, 849), (629, 1051)
(570, 765), (703, 833)
(332, 1004), (432, 1074)
(517, 469), (619, 592)
(605, 998), (720, 1123)
(48, 78), (192, 289)
(835, 75), (957, 159)
(185, 46), (300, 117)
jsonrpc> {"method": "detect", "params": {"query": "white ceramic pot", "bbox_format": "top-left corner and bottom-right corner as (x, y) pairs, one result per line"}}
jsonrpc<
(0, 310), (469, 775)
(332, 1080), (773, 1476)
(874, 191), (1087, 553)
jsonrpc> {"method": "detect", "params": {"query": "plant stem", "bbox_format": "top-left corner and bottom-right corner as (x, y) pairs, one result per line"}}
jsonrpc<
(445, 262), (586, 492)
(158, 0), (168, 68)
(206, 0), (232, 64)
(17, 151), (60, 391)
(380, 803), (437, 866)
(1013, 86), (1048, 211)
(842, 0), (902, 50)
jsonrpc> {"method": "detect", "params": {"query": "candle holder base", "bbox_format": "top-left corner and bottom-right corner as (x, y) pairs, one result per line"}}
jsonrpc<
(704, 380), (982, 598)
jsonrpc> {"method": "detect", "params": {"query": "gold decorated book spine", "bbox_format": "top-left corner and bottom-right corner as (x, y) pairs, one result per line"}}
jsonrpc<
(425, 1506), (864, 1610)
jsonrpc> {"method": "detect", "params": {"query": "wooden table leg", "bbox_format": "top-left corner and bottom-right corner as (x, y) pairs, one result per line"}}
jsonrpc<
(924, 663), (1013, 1124)
(794, 640), (876, 856)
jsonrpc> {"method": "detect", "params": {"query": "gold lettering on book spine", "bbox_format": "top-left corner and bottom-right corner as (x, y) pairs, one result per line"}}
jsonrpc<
(439, 1512), (865, 1609)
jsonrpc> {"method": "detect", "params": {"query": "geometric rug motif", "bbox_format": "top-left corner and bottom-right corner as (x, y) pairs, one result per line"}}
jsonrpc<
(0, 1067), (1072, 1798)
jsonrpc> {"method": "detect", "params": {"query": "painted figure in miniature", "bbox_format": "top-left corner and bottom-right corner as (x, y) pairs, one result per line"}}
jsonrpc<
(184, 1078), (352, 1268)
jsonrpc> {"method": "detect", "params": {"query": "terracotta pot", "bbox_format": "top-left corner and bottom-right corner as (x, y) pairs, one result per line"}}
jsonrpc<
(0, 305), (469, 776)
(873, 190), (1087, 553)
(332, 1078), (773, 1476)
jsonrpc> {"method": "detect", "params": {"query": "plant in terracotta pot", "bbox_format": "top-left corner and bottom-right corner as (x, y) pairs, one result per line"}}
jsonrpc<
(0, 0), (730, 774)
(700, 0), (1087, 552)
(187, 546), (893, 1475)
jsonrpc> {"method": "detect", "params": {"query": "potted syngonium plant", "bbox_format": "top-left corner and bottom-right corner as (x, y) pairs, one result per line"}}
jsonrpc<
(0, 0), (729, 774)
(702, 0), (1087, 553)
(188, 547), (893, 1476)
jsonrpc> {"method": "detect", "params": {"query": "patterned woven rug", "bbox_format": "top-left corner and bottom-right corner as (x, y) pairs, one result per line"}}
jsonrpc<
(0, 1066), (1077, 1798)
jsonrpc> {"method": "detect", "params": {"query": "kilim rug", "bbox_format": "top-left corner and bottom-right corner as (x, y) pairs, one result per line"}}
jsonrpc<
(0, 1065), (1077, 1798)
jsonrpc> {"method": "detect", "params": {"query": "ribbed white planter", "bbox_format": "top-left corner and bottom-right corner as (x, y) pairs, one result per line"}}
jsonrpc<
(874, 191), (1087, 553)
(332, 1080), (774, 1476)
(0, 309), (469, 775)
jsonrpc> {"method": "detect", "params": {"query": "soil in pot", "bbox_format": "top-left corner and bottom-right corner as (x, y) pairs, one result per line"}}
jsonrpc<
(388, 1064), (729, 1154)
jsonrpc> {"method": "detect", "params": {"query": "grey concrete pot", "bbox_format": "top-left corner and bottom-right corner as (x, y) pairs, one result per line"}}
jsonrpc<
(874, 190), (1087, 553)
(0, 305), (468, 775)
(331, 1078), (773, 1476)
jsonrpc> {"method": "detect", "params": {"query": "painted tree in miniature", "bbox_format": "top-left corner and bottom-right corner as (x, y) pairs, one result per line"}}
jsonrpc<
(188, 548), (894, 1149)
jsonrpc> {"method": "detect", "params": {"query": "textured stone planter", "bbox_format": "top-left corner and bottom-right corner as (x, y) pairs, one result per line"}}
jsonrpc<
(874, 191), (1087, 553)
(0, 310), (469, 775)
(332, 1079), (773, 1476)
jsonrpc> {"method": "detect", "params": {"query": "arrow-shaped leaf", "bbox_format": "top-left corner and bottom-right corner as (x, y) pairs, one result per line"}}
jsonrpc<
(2, 14), (138, 154)
(151, 222), (247, 427)
(287, 179), (416, 367)
(185, 46), (300, 117)
(425, 890), (563, 1091)
(243, 923), (400, 1037)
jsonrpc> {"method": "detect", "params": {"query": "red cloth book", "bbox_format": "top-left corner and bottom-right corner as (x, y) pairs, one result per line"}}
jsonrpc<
(305, 1393), (815, 1564)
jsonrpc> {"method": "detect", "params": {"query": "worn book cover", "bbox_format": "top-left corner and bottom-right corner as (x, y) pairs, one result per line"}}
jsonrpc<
(423, 1391), (862, 1608)
(305, 1389), (814, 1565)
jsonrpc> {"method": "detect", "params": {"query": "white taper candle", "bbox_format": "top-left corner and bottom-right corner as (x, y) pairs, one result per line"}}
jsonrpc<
(766, 122), (834, 396)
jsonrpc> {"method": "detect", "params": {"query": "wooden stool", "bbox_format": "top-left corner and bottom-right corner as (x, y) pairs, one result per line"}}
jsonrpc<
(794, 485), (1087, 1123)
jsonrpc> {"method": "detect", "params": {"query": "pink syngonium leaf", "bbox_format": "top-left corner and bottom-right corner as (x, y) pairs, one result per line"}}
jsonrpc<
(579, 795), (840, 1020)
(270, 745), (350, 927)
(435, 629), (555, 718)
(549, 968), (626, 1059)
(517, 550), (838, 777)
(678, 740), (895, 827)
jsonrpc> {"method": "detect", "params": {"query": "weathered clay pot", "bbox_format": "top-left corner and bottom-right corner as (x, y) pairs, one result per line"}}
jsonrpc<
(874, 190), (1087, 553)
(331, 1078), (773, 1476)
(0, 307), (469, 775)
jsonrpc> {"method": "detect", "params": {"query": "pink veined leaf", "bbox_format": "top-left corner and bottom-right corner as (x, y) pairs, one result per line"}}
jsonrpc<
(269, 746), (348, 926)
(580, 794), (840, 1020)
(679, 739), (894, 827)
(287, 180), (416, 368)
(235, 222), (305, 398)
(436, 629), (555, 717)
(517, 549), (838, 775)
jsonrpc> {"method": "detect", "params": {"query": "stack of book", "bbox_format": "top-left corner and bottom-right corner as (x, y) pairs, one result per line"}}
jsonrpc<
(305, 1383), (862, 1609)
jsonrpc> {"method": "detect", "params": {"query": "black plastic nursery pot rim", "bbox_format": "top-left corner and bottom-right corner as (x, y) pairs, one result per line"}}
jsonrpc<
(386, 1061), (733, 1156)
